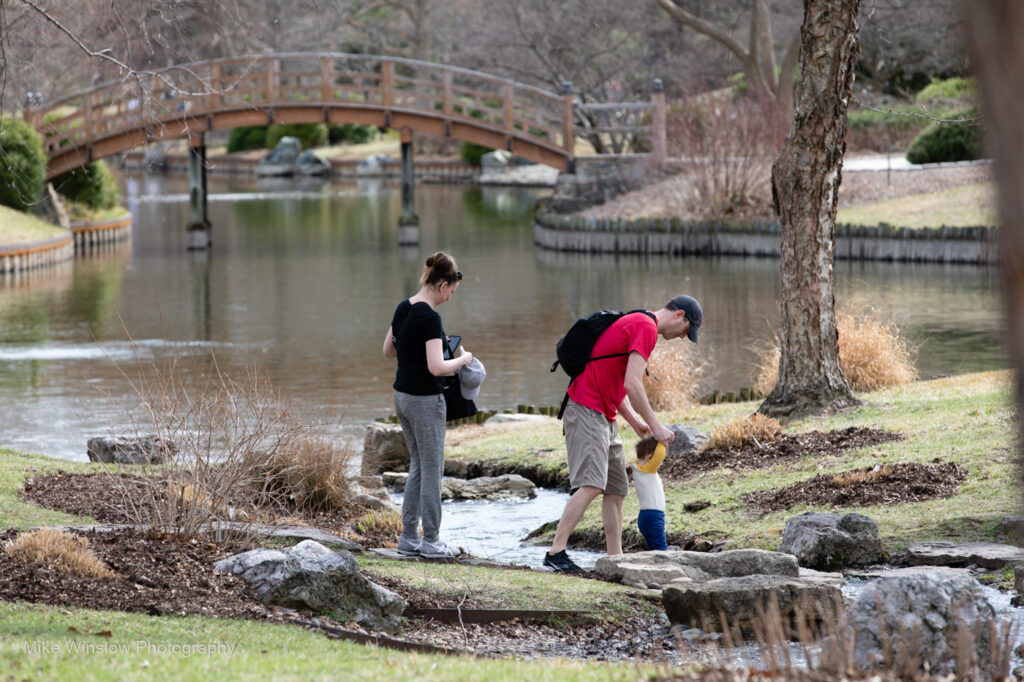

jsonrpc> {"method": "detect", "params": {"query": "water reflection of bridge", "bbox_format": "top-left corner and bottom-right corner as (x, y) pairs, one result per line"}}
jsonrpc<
(27, 53), (666, 248)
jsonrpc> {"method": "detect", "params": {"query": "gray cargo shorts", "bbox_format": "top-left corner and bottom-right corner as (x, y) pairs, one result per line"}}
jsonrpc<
(562, 398), (628, 497)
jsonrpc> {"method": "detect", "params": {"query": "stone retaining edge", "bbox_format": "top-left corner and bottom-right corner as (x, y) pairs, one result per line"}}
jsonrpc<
(0, 234), (74, 274)
(70, 213), (132, 251)
(533, 199), (998, 264)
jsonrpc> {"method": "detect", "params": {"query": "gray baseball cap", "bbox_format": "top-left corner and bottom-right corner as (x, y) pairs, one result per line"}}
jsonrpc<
(459, 357), (486, 400)
(667, 295), (703, 343)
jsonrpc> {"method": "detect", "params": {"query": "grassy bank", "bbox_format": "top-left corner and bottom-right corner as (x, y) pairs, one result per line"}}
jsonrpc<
(836, 182), (996, 229)
(0, 369), (1015, 678)
(0, 204), (68, 247)
(0, 601), (650, 681)
(445, 370), (1016, 553)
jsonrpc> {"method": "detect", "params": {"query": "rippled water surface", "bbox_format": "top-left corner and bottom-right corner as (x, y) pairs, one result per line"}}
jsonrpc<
(0, 172), (1006, 461)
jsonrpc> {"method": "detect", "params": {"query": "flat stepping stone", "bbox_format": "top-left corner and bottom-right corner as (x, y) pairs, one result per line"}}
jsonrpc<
(903, 541), (1024, 569)
(369, 547), (504, 567)
(244, 524), (363, 552)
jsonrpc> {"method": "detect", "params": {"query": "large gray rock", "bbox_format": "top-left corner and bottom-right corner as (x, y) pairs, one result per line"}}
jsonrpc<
(595, 548), (799, 588)
(663, 574), (842, 631)
(214, 540), (405, 632)
(361, 423), (409, 476)
(781, 512), (886, 570)
(295, 149), (331, 176)
(903, 541), (1024, 569)
(87, 435), (177, 464)
(667, 424), (708, 456)
(356, 153), (392, 175)
(848, 574), (1001, 679)
(256, 136), (303, 176)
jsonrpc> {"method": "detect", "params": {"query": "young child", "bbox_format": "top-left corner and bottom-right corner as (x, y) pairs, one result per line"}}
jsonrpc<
(632, 435), (668, 551)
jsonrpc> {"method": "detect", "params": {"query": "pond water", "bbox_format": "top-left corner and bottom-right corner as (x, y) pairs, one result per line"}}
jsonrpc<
(0, 172), (1007, 462)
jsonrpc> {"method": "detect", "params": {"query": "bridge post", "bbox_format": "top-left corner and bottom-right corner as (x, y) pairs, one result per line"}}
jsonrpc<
(397, 127), (419, 245)
(186, 132), (211, 250)
(561, 81), (575, 174)
(651, 78), (667, 169)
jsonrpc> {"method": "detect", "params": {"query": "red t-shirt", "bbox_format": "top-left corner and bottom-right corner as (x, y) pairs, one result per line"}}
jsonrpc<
(567, 312), (657, 421)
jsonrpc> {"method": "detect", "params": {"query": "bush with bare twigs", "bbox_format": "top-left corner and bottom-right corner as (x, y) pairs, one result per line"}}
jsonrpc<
(643, 341), (704, 411)
(99, 337), (344, 541)
(755, 311), (918, 396)
(705, 413), (782, 451)
(4, 528), (114, 579)
(666, 92), (787, 219)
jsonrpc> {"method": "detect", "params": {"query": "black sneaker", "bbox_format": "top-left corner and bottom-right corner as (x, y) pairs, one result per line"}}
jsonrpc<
(543, 549), (582, 573)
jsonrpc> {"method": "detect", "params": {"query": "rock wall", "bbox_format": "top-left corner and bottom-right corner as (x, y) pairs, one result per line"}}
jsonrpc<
(534, 200), (998, 264)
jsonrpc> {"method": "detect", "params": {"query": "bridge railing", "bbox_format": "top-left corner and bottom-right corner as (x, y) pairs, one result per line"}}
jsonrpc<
(28, 53), (575, 163)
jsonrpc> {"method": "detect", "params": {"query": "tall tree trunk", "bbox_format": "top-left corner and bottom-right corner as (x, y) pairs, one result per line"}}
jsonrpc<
(967, 1), (1024, 491)
(759, 0), (861, 419)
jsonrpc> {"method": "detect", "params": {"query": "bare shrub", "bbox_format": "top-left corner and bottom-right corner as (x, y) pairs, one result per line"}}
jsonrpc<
(705, 413), (782, 451)
(356, 510), (402, 547)
(667, 92), (787, 219)
(643, 340), (704, 411)
(4, 528), (114, 579)
(755, 310), (919, 396)
(99, 337), (336, 542)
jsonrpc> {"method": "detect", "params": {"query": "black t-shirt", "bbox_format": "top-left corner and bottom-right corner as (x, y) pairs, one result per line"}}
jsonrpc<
(391, 299), (445, 395)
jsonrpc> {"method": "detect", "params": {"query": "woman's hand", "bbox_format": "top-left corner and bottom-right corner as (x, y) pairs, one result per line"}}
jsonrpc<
(459, 349), (473, 367)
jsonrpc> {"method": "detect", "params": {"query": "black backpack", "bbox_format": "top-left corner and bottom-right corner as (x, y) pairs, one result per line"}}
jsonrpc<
(550, 309), (655, 418)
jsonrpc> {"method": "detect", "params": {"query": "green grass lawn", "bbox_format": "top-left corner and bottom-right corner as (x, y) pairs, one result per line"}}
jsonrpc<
(0, 601), (653, 681)
(445, 370), (1017, 553)
(0, 204), (68, 246)
(0, 369), (1017, 678)
(837, 182), (996, 229)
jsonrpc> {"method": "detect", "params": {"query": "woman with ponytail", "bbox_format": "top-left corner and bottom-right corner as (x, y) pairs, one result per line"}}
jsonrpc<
(382, 251), (473, 558)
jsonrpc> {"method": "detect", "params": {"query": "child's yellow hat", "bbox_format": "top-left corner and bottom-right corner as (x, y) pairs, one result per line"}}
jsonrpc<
(636, 442), (666, 474)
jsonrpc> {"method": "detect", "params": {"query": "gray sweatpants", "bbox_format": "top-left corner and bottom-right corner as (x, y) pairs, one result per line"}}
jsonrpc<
(393, 390), (447, 542)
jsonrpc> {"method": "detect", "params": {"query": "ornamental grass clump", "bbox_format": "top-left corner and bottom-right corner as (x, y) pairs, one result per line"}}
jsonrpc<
(643, 341), (704, 411)
(356, 510), (402, 547)
(254, 436), (354, 514)
(4, 528), (114, 579)
(755, 311), (918, 395)
(706, 413), (782, 451)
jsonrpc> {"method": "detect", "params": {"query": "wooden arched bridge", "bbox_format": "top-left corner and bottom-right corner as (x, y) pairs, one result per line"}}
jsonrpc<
(29, 52), (666, 180)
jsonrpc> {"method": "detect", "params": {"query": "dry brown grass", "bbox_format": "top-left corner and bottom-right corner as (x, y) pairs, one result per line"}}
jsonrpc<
(644, 341), (704, 411)
(755, 311), (918, 396)
(254, 436), (355, 514)
(4, 528), (114, 579)
(355, 510), (401, 547)
(706, 413), (783, 450)
(831, 465), (895, 487)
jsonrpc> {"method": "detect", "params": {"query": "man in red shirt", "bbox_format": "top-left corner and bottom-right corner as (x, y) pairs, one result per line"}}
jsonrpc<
(544, 295), (703, 572)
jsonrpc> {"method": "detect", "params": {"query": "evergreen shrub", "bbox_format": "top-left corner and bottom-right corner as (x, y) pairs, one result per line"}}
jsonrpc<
(0, 118), (47, 212)
(226, 126), (268, 153)
(53, 161), (120, 210)
(905, 108), (983, 164)
(328, 123), (376, 145)
(460, 142), (491, 165)
(265, 123), (328, 150)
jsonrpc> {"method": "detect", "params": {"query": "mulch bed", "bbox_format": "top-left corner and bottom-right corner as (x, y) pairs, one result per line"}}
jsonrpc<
(743, 461), (968, 514)
(0, 526), (281, 622)
(659, 427), (904, 482)
(20, 471), (365, 536)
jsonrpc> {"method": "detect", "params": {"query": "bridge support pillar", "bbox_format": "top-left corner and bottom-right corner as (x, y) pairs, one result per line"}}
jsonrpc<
(186, 133), (211, 250)
(397, 128), (419, 245)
